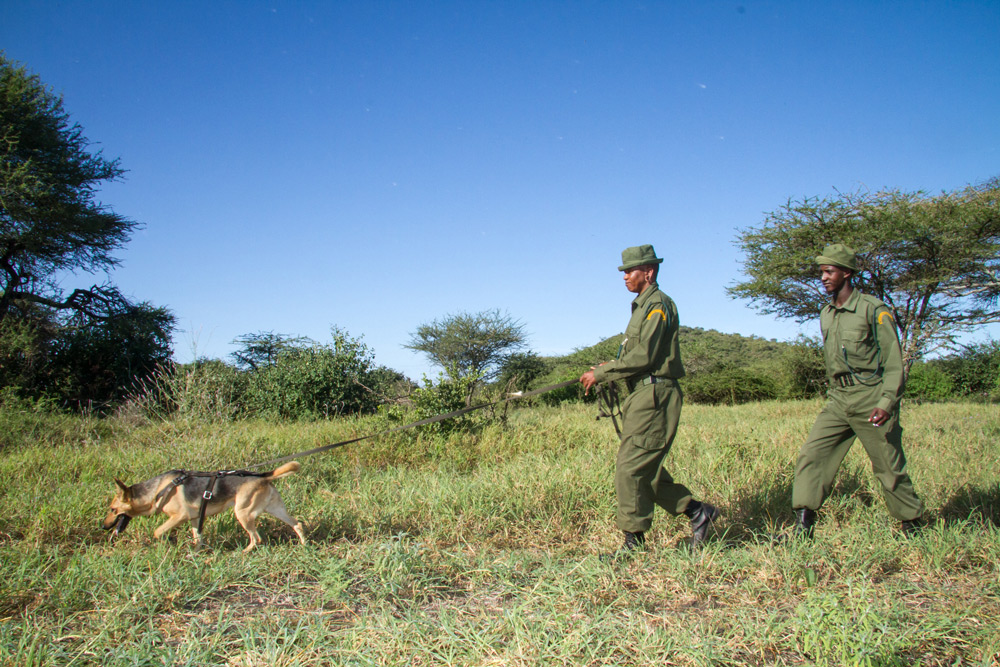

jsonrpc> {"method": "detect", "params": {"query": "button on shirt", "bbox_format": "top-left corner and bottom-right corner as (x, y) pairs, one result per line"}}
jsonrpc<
(821, 288), (904, 412)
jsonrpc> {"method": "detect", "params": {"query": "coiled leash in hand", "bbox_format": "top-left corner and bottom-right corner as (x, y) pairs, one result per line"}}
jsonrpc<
(595, 382), (622, 436)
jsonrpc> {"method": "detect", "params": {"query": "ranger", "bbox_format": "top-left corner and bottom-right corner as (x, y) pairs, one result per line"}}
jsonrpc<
(792, 243), (925, 538)
(580, 244), (719, 556)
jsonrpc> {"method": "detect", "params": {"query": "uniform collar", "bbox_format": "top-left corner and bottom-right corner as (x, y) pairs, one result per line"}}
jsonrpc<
(827, 286), (861, 313)
(631, 282), (660, 311)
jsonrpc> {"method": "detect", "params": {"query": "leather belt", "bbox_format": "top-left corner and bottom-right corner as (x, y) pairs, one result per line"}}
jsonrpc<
(627, 375), (669, 392)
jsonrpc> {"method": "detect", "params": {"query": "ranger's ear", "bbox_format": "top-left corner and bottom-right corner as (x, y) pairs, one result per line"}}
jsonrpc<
(115, 479), (130, 497)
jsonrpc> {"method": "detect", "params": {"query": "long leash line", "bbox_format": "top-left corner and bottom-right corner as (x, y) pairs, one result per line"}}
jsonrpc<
(242, 378), (581, 470)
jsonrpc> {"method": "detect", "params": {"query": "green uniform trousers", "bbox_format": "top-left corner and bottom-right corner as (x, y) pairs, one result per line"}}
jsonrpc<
(792, 383), (923, 521)
(615, 379), (693, 533)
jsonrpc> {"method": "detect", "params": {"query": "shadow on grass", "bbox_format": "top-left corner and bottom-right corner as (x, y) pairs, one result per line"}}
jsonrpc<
(297, 514), (426, 545)
(939, 483), (1000, 527)
(719, 467), (879, 545)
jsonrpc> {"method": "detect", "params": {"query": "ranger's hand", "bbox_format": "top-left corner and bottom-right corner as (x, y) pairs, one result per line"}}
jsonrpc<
(868, 407), (890, 427)
(580, 369), (598, 396)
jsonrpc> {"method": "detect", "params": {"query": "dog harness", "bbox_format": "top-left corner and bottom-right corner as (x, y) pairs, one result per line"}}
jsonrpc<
(153, 469), (270, 536)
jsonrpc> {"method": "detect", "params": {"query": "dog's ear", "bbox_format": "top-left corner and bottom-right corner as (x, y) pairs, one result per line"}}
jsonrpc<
(114, 479), (130, 498)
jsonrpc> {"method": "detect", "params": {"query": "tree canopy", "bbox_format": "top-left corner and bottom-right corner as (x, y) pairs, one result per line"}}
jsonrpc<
(1, 53), (137, 323)
(230, 331), (312, 371)
(405, 309), (528, 382)
(0, 54), (174, 409)
(728, 180), (1000, 366)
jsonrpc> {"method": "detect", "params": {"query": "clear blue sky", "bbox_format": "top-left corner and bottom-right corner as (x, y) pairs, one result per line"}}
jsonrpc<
(3, 1), (998, 380)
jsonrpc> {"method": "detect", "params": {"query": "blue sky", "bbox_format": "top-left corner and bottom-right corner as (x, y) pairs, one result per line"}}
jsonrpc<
(2, 1), (998, 380)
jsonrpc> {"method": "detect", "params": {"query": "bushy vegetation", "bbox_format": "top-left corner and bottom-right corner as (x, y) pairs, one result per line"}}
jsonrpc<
(0, 305), (175, 412)
(927, 340), (1000, 400)
(122, 328), (407, 423)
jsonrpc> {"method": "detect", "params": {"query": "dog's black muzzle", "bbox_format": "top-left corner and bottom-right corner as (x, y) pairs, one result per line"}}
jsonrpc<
(104, 514), (131, 543)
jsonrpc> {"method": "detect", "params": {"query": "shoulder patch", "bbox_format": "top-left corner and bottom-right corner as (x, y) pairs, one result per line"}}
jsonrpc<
(878, 311), (893, 325)
(647, 308), (666, 321)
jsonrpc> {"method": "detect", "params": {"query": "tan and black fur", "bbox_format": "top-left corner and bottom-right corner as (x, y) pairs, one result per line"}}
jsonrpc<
(102, 462), (307, 551)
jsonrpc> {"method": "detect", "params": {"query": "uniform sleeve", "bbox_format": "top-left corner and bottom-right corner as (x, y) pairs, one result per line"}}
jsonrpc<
(874, 305), (904, 412)
(592, 305), (668, 383)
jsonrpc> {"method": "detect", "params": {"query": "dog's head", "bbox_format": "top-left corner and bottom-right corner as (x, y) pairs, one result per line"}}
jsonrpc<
(102, 479), (135, 530)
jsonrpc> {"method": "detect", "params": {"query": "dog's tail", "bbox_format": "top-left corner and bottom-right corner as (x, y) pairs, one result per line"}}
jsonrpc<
(267, 461), (301, 480)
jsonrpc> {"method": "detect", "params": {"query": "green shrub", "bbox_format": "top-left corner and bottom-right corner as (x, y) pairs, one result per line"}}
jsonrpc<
(117, 359), (244, 422)
(45, 303), (175, 411)
(934, 341), (1000, 401)
(405, 370), (485, 434)
(242, 327), (386, 420)
(905, 362), (956, 402)
(528, 338), (617, 405)
(682, 366), (781, 405)
(779, 336), (826, 399)
(496, 352), (549, 392)
(0, 318), (47, 399)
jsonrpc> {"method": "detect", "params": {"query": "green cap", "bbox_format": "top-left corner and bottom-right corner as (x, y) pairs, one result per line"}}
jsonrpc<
(618, 244), (664, 271)
(816, 243), (857, 271)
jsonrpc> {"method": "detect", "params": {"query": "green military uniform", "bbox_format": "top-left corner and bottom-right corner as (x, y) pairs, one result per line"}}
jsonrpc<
(592, 274), (692, 534)
(792, 248), (924, 522)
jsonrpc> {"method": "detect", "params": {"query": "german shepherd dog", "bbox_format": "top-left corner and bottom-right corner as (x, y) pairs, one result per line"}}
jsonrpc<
(102, 462), (307, 551)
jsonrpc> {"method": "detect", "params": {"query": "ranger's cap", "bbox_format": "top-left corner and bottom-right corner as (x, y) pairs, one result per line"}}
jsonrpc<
(816, 243), (857, 271)
(618, 244), (663, 271)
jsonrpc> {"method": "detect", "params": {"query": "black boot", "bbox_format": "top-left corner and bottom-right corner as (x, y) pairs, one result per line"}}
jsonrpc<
(685, 500), (719, 548)
(900, 516), (925, 538)
(602, 531), (645, 562)
(794, 508), (817, 539)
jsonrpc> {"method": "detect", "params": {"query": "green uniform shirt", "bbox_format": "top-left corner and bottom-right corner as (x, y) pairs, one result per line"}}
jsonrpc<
(821, 288), (904, 413)
(593, 283), (685, 385)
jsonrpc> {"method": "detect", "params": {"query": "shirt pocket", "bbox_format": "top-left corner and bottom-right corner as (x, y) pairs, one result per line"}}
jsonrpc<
(839, 324), (873, 366)
(623, 321), (642, 353)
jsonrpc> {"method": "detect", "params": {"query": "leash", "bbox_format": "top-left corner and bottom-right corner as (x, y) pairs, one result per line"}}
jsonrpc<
(595, 382), (622, 436)
(241, 378), (580, 470)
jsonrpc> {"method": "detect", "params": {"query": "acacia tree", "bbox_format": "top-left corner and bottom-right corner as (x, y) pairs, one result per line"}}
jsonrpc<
(728, 180), (1000, 370)
(1, 54), (174, 406)
(230, 331), (312, 371)
(1, 53), (137, 323)
(405, 309), (528, 383)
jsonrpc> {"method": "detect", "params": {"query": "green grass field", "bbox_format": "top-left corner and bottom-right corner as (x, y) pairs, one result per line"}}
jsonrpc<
(1, 399), (998, 666)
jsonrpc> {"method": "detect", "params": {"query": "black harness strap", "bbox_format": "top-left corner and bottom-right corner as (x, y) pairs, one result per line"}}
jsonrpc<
(153, 473), (189, 512)
(196, 472), (218, 536)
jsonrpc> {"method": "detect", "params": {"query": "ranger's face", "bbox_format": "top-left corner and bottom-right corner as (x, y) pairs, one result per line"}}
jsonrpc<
(623, 266), (653, 294)
(819, 265), (851, 294)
